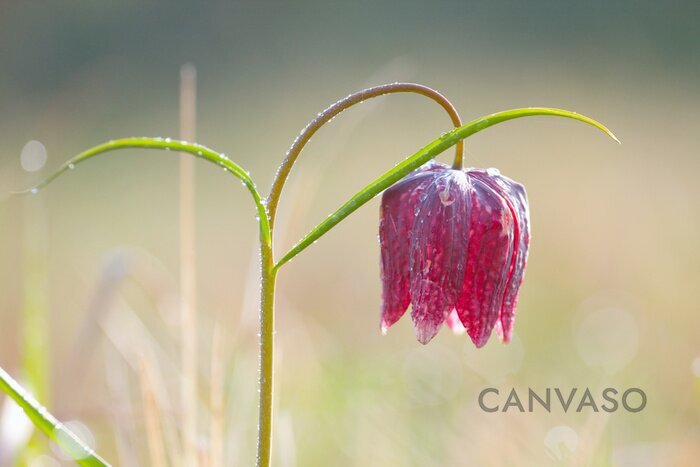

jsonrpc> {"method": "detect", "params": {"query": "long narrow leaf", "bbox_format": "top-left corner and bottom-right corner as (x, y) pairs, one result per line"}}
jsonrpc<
(275, 107), (618, 269)
(14, 138), (271, 244)
(0, 367), (109, 466)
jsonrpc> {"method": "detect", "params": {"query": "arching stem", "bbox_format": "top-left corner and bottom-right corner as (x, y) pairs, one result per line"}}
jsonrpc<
(265, 83), (464, 230)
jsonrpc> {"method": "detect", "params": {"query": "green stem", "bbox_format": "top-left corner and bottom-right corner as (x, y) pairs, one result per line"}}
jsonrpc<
(256, 239), (276, 467)
(0, 367), (109, 466)
(266, 83), (464, 230)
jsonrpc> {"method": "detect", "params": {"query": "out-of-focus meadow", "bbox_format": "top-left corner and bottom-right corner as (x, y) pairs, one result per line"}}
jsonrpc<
(1, 1), (699, 466)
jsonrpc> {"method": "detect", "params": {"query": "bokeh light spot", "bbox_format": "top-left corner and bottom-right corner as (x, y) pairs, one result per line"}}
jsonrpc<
(51, 420), (96, 460)
(544, 425), (578, 461)
(20, 140), (47, 172)
(691, 357), (700, 378)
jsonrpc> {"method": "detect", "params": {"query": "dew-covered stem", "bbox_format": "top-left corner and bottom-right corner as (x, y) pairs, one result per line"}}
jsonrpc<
(256, 238), (276, 467)
(265, 83), (464, 231)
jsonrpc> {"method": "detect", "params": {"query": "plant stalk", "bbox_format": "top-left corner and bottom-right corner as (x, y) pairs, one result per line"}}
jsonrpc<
(266, 83), (464, 230)
(256, 237), (277, 467)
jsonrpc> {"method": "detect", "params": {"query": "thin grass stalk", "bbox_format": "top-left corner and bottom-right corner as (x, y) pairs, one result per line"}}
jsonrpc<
(179, 63), (199, 467)
(209, 324), (225, 467)
(20, 193), (50, 460)
(138, 356), (168, 467)
(105, 352), (140, 467)
(20, 180), (49, 402)
(100, 299), (183, 464)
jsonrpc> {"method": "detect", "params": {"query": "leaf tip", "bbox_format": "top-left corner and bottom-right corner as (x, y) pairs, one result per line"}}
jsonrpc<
(10, 186), (39, 196)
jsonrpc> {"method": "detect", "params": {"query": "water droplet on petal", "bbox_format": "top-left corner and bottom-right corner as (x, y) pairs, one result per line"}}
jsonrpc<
(486, 167), (501, 176)
(439, 189), (455, 206)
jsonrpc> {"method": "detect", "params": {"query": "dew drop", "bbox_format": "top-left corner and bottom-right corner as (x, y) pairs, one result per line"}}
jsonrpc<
(439, 189), (455, 206)
(30, 187), (39, 194)
(486, 167), (501, 176)
(68, 163), (75, 170)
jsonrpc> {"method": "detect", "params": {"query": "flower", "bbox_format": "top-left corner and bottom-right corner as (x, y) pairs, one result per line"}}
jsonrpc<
(379, 161), (530, 347)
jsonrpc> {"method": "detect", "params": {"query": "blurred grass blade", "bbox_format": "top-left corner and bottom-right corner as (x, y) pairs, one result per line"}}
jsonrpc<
(13, 137), (271, 244)
(179, 63), (199, 467)
(0, 367), (109, 466)
(275, 107), (618, 269)
(20, 193), (51, 462)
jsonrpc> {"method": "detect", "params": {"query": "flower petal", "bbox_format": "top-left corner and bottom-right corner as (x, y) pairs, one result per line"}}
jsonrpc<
(379, 162), (447, 332)
(471, 170), (530, 343)
(456, 176), (514, 347)
(410, 170), (471, 344)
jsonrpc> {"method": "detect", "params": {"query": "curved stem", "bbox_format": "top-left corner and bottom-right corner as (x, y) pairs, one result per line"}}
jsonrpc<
(266, 83), (463, 230)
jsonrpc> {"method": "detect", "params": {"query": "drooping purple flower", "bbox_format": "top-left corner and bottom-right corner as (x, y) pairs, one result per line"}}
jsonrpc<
(379, 161), (530, 347)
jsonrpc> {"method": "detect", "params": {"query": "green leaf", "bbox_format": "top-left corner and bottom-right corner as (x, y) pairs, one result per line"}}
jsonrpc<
(14, 137), (271, 245)
(275, 107), (618, 269)
(0, 366), (110, 466)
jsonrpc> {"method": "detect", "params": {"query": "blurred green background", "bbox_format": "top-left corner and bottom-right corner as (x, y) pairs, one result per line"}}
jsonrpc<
(1, 1), (699, 466)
